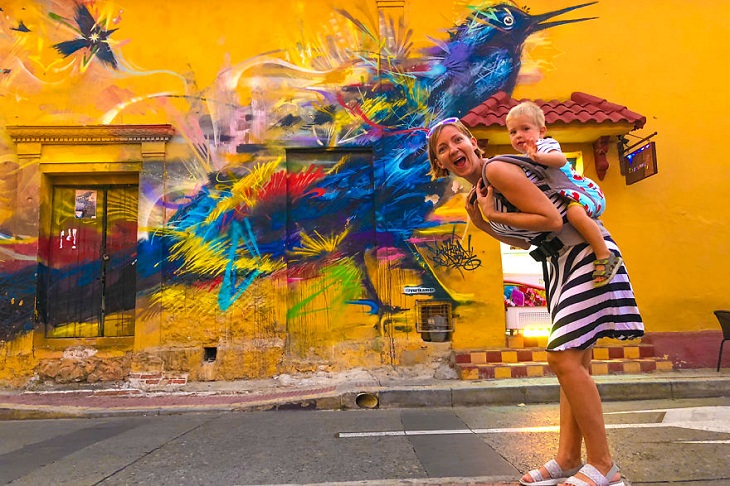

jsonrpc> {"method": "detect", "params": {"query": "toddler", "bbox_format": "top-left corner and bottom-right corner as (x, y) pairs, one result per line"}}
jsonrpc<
(505, 101), (622, 286)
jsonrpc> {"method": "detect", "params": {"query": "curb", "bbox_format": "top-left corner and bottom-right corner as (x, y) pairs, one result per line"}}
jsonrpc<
(1, 372), (729, 420)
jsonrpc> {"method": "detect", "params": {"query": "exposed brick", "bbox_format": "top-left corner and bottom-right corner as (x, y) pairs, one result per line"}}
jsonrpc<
(140, 373), (163, 380)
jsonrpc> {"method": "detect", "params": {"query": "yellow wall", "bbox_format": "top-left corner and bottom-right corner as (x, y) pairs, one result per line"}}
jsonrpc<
(510, 0), (728, 332)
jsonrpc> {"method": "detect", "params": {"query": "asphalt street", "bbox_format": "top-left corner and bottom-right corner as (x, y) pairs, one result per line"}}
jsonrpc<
(2, 397), (730, 485)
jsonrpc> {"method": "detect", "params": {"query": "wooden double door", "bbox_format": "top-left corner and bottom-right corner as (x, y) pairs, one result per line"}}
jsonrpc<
(41, 182), (139, 338)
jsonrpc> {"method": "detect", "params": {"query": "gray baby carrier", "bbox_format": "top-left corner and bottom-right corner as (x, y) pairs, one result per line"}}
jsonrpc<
(482, 154), (602, 211)
(480, 154), (607, 262)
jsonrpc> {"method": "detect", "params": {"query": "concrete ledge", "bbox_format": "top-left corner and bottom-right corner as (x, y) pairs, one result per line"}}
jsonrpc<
(379, 388), (453, 408)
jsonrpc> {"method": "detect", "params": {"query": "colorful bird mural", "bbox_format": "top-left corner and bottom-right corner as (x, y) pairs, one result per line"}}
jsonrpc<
(140, 2), (597, 324)
(0, 1), (597, 344)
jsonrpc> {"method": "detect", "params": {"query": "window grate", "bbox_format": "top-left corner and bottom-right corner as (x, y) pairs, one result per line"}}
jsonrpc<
(416, 300), (453, 342)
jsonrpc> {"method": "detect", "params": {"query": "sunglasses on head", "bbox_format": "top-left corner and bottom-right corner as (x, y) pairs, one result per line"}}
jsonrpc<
(426, 117), (460, 138)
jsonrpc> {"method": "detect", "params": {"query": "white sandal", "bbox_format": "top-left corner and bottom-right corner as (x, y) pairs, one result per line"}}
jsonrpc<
(520, 459), (584, 486)
(562, 462), (624, 486)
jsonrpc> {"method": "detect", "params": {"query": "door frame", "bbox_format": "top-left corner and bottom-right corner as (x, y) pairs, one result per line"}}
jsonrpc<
(7, 125), (174, 351)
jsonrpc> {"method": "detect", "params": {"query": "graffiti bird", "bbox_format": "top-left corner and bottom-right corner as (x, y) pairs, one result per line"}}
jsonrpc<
(10, 20), (30, 32)
(50, 3), (119, 69)
(155, 2), (599, 317)
(423, 2), (597, 117)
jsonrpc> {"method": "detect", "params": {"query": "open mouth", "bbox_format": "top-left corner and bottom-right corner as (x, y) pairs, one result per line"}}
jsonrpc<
(452, 155), (467, 168)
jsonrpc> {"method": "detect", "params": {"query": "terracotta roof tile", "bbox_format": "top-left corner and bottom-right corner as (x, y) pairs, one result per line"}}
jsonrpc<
(461, 91), (646, 131)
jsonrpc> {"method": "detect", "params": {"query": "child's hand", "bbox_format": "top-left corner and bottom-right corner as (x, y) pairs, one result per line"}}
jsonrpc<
(525, 139), (538, 161)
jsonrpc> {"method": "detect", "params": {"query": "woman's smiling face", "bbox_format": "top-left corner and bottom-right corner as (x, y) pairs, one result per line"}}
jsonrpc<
(433, 124), (481, 182)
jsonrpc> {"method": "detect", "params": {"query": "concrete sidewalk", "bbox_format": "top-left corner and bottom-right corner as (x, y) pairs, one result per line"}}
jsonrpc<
(1, 368), (729, 419)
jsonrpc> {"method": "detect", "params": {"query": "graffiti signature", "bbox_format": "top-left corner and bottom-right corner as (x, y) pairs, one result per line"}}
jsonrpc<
(426, 232), (481, 271)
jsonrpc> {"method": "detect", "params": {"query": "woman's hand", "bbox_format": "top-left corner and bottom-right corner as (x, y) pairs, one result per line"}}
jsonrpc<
(474, 179), (496, 221)
(465, 184), (487, 229)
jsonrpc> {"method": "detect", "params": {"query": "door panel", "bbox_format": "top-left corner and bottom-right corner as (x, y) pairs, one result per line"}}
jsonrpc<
(44, 185), (138, 337)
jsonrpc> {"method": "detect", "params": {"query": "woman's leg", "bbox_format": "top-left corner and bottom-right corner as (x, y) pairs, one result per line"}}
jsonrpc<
(554, 351), (591, 468)
(520, 351), (588, 483)
(548, 349), (621, 485)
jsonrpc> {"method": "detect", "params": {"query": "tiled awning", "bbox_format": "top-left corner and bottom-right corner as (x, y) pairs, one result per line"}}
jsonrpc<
(461, 91), (646, 145)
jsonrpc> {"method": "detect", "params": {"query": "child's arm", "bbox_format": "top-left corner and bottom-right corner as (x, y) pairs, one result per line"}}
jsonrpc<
(524, 139), (568, 168)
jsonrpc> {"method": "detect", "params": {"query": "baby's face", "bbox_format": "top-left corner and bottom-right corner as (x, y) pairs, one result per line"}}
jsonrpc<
(507, 114), (544, 153)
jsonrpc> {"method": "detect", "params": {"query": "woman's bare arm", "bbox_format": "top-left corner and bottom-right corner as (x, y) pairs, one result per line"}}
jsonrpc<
(464, 191), (531, 249)
(478, 161), (562, 232)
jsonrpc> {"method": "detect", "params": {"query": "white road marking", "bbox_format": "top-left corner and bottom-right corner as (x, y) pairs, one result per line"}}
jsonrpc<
(338, 406), (730, 439)
(675, 440), (730, 444)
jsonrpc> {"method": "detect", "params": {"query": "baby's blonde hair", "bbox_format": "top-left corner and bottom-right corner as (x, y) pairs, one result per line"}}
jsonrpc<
(506, 101), (546, 129)
(426, 119), (483, 180)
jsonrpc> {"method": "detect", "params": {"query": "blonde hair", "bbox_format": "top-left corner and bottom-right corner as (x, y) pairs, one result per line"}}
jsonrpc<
(506, 101), (546, 129)
(426, 119), (483, 180)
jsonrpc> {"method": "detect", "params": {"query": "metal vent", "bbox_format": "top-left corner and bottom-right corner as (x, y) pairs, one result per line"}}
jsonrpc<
(416, 300), (453, 342)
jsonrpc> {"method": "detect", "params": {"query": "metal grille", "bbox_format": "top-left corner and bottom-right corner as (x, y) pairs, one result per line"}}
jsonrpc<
(416, 301), (453, 342)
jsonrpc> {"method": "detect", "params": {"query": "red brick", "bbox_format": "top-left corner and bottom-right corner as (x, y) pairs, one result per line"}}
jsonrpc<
(608, 347), (624, 359)
(511, 366), (528, 378)
(608, 361), (623, 373)
(454, 353), (471, 364)
(640, 360), (657, 372)
(479, 367), (495, 380)
(639, 345), (655, 358)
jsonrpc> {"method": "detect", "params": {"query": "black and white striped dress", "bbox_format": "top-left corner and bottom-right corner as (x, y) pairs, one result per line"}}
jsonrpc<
(488, 165), (644, 351)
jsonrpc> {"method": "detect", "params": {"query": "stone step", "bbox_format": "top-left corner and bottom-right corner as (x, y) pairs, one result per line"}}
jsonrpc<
(453, 344), (662, 366)
(455, 358), (675, 380)
(451, 344), (674, 380)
